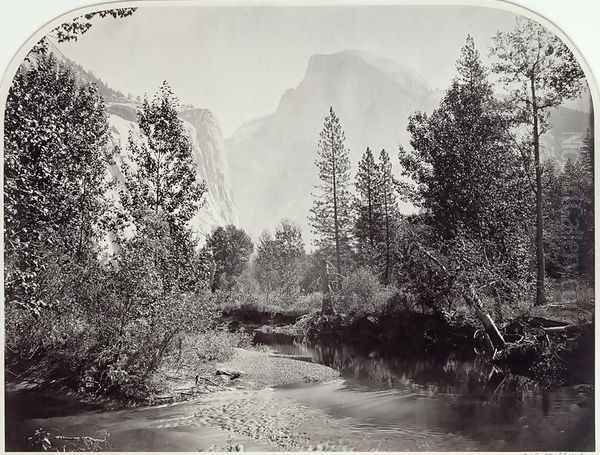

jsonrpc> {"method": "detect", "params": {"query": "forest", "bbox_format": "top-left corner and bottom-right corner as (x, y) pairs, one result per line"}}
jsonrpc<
(3, 9), (594, 414)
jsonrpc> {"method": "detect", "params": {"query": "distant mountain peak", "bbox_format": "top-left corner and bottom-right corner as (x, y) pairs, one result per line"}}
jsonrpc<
(305, 49), (429, 95)
(227, 51), (435, 242)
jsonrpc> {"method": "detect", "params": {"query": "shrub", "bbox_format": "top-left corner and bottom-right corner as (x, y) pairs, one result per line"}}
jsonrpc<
(173, 329), (253, 369)
(295, 292), (323, 314)
(338, 267), (395, 315)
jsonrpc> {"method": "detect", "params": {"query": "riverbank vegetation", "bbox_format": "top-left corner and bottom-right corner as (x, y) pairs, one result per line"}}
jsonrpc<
(4, 11), (251, 404)
(3, 10), (593, 414)
(207, 24), (594, 384)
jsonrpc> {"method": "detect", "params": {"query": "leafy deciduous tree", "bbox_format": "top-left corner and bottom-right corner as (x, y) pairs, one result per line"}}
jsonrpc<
(4, 52), (110, 314)
(204, 225), (254, 290)
(255, 220), (305, 301)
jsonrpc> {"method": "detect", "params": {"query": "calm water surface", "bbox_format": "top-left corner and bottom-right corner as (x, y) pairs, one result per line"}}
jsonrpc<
(5, 340), (595, 451)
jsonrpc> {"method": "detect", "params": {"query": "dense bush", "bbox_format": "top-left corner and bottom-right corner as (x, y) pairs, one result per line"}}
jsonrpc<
(338, 267), (396, 316)
(176, 329), (253, 365)
(5, 279), (221, 400)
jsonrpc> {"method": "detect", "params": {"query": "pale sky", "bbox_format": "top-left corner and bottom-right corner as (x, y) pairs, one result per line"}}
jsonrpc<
(57, 5), (519, 137)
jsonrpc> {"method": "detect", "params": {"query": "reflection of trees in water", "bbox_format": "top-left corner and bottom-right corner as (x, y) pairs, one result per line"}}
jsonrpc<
(270, 340), (591, 451)
(307, 342), (544, 413)
(272, 340), (590, 450)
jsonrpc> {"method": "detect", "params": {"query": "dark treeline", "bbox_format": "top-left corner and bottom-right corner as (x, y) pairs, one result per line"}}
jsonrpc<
(3, 12), (593, 401)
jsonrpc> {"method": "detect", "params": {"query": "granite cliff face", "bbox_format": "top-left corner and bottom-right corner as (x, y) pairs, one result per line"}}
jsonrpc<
(48, 44), (238, 241)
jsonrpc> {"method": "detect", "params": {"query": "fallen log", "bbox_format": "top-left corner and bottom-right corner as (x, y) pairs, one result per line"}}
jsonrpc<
(542, 324), (578, 333)
(195, 375), (223, 387)
(215, 369), (242, 380)
(492, 340), (540, 365)
(55, 436), (105, 443)
(413, 243), (506, 352)
(464, 284), (506, 351)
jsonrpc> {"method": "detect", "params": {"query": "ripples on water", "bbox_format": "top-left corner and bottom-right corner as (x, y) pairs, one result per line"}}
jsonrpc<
(5, 339), (595, 451)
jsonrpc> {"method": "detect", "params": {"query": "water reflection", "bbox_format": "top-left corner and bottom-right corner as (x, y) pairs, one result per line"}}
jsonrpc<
(5, 341), (593, 451)
(269, 340), (594, 451)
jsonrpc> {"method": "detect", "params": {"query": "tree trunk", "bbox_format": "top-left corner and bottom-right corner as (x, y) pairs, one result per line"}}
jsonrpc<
(77, 176), (87, 259)
(531, 77), (545, 306)
(331, 136), (342, 279)
(383, 181), (391, 285)
(464, 284), (506, 351)
(368, 182), (374, 248)
(320, 260), (335, 315)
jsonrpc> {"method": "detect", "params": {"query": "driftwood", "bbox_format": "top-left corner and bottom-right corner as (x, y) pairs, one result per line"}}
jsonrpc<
(54, 435), (108, 443)
(414, 242), (506, 352)
(215, 369), (242, 380)
(195, 375), (223, 387)
(541, 324), (577, 333)
(492, 340), (539, 365)
(464, 284), (506, 351)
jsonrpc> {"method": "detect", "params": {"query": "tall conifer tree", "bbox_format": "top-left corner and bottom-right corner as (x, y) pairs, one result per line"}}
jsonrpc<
(309, 107), (353, 278)
(378, 149), (399, 284)
(354, 147), (382, 265)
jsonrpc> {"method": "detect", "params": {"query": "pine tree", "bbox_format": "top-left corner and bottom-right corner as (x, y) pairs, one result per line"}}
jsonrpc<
(309, 107), (353, 279)
(491, 17), (586, 305)
(378, 149), (400, 284)
(579, 128), (594, 279)
(354, 147), (382, 265)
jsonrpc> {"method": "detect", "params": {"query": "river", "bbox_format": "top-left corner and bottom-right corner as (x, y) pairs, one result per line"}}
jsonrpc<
(5, 339), (595, 451)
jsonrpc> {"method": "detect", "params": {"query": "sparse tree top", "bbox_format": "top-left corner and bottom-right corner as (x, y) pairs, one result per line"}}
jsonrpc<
(490, 17), (585, 110)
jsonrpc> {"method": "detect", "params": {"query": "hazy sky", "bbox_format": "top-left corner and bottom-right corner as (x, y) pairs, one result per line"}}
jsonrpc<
(57, 5), (519, 137)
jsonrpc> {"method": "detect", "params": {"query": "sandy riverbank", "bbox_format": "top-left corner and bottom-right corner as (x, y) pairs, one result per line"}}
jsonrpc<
(149, 347), (339, 407)
(217, 348), (339, 388)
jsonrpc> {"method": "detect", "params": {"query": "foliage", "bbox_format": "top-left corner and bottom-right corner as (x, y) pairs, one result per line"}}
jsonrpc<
(204, 225), (254, 290)
(4, 67), (225, 403)
(298, 250), (328, 293)
(398, 36), (532, 310)
(354, 147), (382, 263)
(490, 17), (586, 305)
(6, 217), (220, 400)
(491, 18), (585, 117)
(309, 107), (354, 278)
(121, 81), (206, 231)
(178, 329), (252, 365)
(31, 9), (137, 55)
(255, 220), (305, 302)
(543, 154), (594, 279)
(338, 267), (395, 315)
(4, 52), (110, 315)
(377, 149), (400, 284)
(353, 148), (400, 283)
